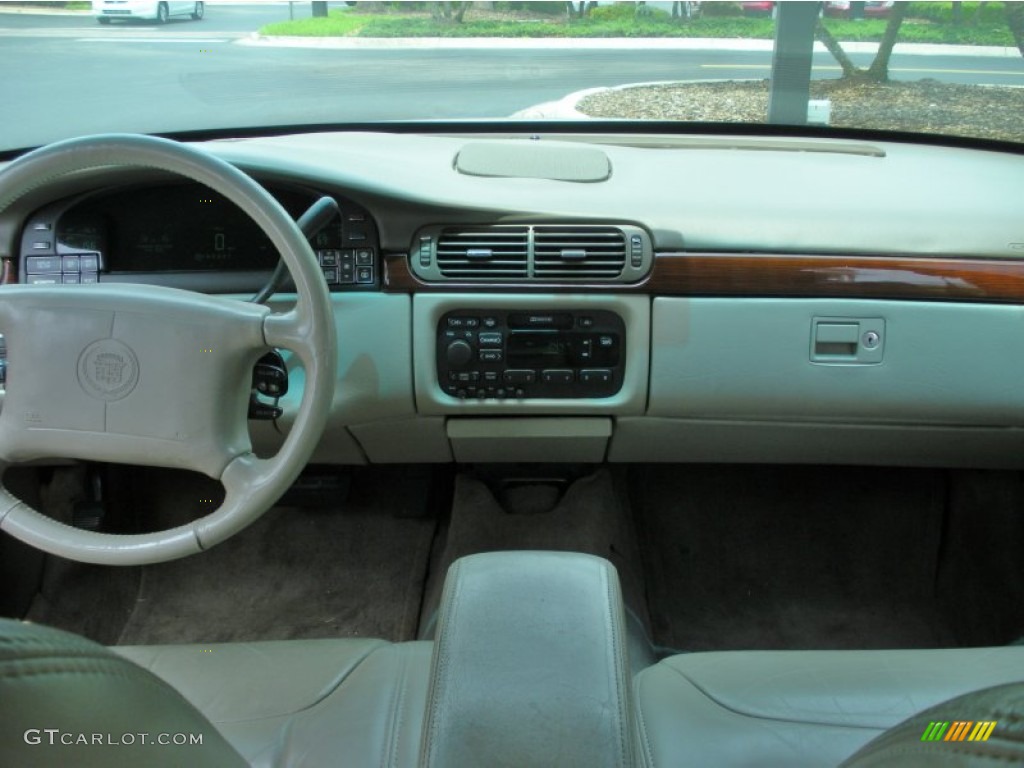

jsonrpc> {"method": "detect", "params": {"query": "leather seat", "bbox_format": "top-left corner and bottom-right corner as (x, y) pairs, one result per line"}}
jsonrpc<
(0, 618), (430, 768)
(116, 639), (432, 768)
(634, 647), (1024, 767)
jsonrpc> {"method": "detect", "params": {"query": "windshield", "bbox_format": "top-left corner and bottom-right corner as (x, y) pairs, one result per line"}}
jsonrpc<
(1, 0), (1022, 151)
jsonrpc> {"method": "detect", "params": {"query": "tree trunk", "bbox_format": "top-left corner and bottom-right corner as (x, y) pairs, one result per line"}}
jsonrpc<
(1007, 2), (1024, 58)
(816, 20), (861, 78)
(454, 1), (470, 23)
(866, 1), (909, 81)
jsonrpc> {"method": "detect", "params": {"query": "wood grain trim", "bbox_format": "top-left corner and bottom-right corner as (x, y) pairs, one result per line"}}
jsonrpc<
(647, 253), (1024, 303)
(385, 252), (1024, 303)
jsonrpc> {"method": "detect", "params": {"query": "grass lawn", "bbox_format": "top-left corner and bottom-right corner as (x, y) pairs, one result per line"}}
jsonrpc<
(260, 7), (1017, 47)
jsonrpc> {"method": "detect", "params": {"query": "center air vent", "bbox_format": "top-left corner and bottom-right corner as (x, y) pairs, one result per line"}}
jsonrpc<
(436, 226), (529, 279)
(533, 226), (626, 279)
(412, 223), (651, 283)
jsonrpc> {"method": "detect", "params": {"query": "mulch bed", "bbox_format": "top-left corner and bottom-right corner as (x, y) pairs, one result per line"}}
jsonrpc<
(577, 78), (1024, 143)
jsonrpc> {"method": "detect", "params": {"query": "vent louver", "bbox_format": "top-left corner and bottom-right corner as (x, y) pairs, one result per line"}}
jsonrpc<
(532, 226), (627, 279)
(413, 223), (648, 283)
(436, 226), (529, 279)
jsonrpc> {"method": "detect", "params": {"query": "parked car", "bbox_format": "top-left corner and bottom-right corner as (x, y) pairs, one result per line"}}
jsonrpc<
(93, 0), (204, 24)
(740, 0), (775, 17)
(823, 1), (894, 19)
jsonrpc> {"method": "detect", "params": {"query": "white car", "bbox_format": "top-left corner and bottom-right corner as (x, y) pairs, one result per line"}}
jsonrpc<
(93, 0), (204, 24)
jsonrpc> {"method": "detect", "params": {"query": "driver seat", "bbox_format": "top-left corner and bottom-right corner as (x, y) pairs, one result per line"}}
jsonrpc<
(0, 617), (431, 767)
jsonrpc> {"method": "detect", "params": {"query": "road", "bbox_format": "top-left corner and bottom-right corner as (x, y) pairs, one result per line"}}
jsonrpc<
(1, 4), (1022, 150)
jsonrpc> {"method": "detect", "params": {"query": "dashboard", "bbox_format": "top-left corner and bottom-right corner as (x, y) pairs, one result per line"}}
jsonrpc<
(3, 129), (1024, 470)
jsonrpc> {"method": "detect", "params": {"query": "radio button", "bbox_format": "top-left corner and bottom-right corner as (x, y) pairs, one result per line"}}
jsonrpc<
(579, 369), (613, 385)
(483, 371), (500, 384)
(479, 350), (503, 363)
(446, 340), (474, 368)
(482, 316), (499, 329)
(542, 369), (574, 385)
(447, 316), (479, 329)
(478, 332), (503, 348)
(503, 369), (536, 385)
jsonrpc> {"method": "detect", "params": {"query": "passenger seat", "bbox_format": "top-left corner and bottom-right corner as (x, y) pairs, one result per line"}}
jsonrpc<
(635, 646), (1024, 767)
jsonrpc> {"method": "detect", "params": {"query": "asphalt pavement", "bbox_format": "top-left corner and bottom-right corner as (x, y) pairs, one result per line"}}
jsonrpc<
(1, 3), (1022, 151)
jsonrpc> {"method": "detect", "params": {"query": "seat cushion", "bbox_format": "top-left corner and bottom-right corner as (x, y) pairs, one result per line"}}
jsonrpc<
(116, 638), (432, 768)
(635, 647), (1024, 768)
(0, 618), (246, 768)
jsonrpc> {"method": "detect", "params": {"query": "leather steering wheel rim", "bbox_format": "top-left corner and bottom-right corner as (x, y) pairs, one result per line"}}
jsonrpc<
(0, 134), (337, 565)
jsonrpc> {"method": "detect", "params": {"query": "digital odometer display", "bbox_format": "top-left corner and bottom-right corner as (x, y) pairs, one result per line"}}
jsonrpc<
(56, 217), (104, 253)
(60, 183), (336, 272)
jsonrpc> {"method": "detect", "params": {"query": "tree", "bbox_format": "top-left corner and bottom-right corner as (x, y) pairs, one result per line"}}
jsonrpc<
(1008, 2), (1024, 58)
(816, 1), (908, 82)
(565, 1), (596, 19)
(431, 1), (471, 23)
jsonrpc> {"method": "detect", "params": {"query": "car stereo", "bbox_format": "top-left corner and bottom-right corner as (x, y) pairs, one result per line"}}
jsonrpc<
(436, 309), (625, 400)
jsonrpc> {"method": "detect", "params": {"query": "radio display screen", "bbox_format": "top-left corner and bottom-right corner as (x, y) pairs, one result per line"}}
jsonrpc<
(508, 332), (575, 368)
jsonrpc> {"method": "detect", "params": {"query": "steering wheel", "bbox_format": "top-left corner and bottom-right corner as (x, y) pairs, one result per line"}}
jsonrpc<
(0, 135), (337, 565)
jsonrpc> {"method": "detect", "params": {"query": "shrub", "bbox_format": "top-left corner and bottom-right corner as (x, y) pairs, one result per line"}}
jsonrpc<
(701, 2), (744, 17)
(907, 2), (1006, 25)
(590, 3), (669, 21)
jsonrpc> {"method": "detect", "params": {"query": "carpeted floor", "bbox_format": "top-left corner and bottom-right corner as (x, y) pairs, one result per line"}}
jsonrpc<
(29, 467), (438, 645)
(633, 465), (957, 652)
(419, 468), (650, 645)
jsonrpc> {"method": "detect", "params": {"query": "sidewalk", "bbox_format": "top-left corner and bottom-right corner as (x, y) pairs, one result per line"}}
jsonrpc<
(240, 34), (1022, 59)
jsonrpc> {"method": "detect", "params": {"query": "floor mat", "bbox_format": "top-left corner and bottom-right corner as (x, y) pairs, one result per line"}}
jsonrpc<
(115, 469), (437, 645)
(29, 467), (438, 646)
(634, 465), (955, 652)
(419, 468), (649, 640)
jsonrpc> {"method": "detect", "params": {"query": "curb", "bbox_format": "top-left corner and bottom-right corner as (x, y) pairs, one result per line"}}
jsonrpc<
(241, 34), (1020, 58)
(512, 79), (762, 120)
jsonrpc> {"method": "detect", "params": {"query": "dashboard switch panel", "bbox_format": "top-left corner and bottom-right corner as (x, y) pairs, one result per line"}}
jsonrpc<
(436, 309), (625, 399)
